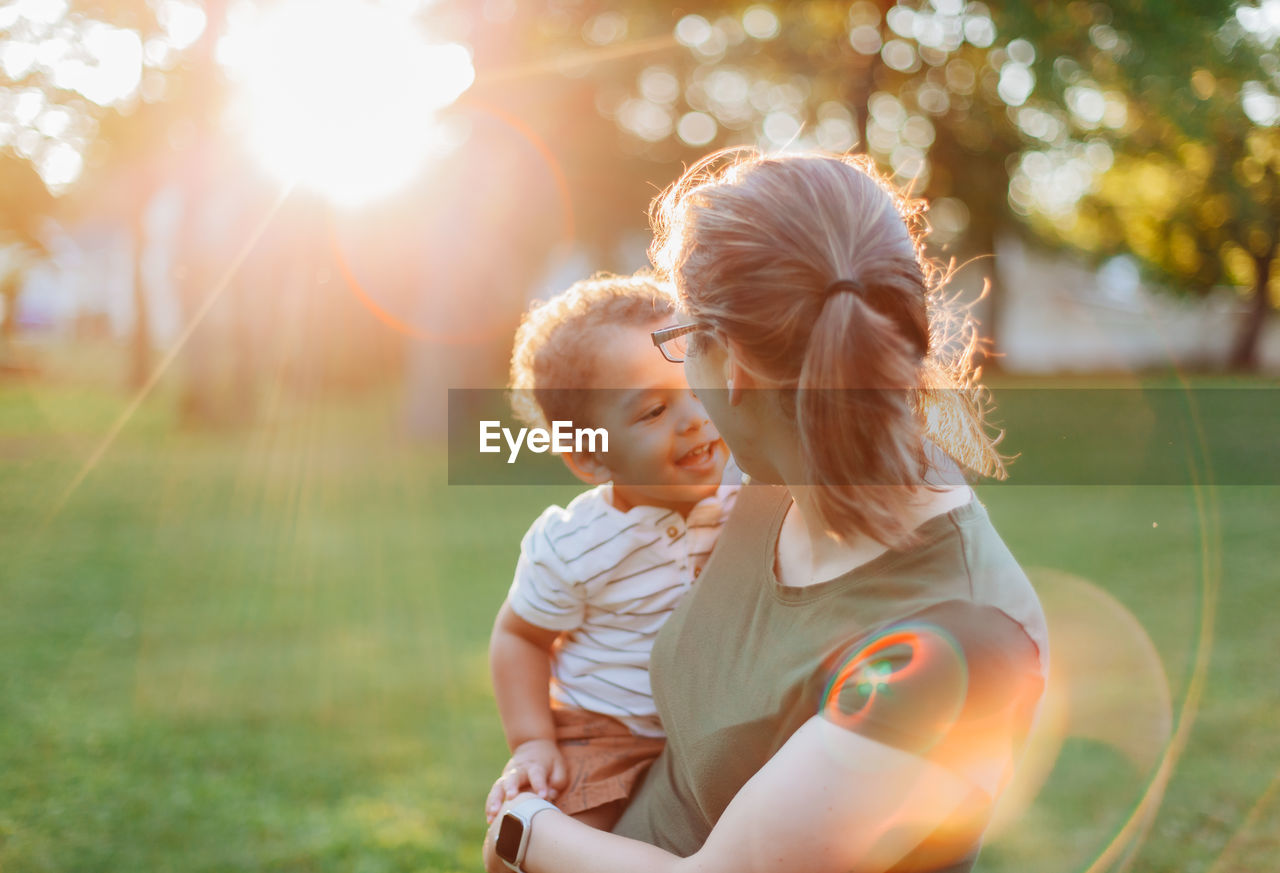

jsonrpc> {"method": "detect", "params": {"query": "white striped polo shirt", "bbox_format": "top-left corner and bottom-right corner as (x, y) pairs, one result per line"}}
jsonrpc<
(507, 482), (739, 737)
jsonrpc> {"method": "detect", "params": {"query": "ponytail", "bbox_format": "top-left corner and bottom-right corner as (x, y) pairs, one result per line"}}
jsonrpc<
(797, 278), (929, 545)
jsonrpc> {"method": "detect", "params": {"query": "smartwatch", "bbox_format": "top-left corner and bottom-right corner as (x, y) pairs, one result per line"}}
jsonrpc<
(495, 796), (558, 872)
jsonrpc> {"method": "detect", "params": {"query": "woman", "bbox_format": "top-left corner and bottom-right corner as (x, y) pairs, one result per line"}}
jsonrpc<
(484, 149), (1048, 873)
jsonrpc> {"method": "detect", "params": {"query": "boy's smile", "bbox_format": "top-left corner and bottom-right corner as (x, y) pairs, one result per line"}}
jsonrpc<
(673, 441), (719, 473)
(575, 321), (727, 516)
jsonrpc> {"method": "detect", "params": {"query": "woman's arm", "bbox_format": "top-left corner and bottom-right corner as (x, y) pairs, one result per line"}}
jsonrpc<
(485, 716), (979, 873)
(486, 609), (1043, 873)
(687, 718), (979, 873)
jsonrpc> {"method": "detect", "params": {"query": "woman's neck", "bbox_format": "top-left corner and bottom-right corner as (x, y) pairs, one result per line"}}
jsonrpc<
(775, 485), (972, 588)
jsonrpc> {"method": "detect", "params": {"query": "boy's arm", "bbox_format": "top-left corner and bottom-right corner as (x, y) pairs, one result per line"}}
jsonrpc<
(487, 600), (568, 815)
(490, 600), (562, 748)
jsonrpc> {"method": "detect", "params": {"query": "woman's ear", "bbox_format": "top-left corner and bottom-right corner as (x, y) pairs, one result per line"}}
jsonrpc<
(722, 337), (754, 407)
(561, 450), (614, 486)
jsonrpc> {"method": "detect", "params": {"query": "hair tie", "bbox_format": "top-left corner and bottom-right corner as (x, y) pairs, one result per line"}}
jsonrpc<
(822, 278), (929, 358)
(825, 279), (864, 299)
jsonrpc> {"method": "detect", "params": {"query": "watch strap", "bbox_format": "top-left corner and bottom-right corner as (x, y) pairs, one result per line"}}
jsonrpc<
(500, 796), (558, 871)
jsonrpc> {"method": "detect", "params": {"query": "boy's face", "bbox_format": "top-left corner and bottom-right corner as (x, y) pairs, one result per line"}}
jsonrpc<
(579, 322), (727, 514)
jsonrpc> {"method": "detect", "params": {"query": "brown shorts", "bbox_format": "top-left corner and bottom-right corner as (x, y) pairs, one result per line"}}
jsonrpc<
(551, 706), (666, 816)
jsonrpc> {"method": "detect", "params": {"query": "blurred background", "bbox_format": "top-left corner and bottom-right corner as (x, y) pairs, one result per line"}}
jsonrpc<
(1, 1), (1277, 871)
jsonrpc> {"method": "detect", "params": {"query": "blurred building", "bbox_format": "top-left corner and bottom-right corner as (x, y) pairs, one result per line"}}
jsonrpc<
(996, 236), (1280, 374)
(8, 223), (1279, 377)
(12, 188), (183, 345)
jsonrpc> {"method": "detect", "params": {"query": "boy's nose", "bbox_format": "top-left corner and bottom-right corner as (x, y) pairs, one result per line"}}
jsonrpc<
(676, 394), (710, 433)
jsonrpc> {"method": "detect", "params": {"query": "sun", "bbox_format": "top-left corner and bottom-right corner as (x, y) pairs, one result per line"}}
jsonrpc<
(219, 0), (474, 206)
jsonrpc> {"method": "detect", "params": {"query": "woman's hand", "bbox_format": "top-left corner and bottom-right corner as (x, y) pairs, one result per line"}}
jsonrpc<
(482, 790), (682, 873)
(485, 739), (568, 823)
(483, 791), (540, 873)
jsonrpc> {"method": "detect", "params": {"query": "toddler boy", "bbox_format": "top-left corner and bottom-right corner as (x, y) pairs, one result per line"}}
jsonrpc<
(485, 273), (737, 830)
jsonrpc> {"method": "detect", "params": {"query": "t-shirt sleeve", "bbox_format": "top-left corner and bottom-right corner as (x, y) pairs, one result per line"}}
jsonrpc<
(507, 509), (587, 632)
(820, 601), (1045, 778)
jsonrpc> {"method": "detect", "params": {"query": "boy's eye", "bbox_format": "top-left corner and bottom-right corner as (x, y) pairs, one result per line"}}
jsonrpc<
(638, 404), (666, 422)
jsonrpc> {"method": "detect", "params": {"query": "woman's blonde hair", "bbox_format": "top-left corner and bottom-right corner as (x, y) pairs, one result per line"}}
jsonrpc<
(509, 272), (677, 430)
(650, 148), (1004, 545)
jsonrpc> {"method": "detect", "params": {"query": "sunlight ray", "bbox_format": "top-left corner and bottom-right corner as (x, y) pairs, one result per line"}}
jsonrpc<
(1205, 767), (1280, 873)
(42, 184), (295, 527)
(470, 34), (678, 88)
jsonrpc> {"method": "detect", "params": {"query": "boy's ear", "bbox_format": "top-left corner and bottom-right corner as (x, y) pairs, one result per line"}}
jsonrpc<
(561, 450), (613, 486)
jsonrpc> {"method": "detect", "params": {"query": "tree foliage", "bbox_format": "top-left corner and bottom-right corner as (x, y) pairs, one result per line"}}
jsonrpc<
(1000, 0), (1279, 368)
(517, 0), (1279, 367)
(4, 0), (1276, 371)
(539, 1), (1031, 258)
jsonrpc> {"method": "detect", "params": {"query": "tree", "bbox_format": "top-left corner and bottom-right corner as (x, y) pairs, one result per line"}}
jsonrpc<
(1001, 0), (1276, 370)
(1, 0), (195, 383)
(0, 156), (55, 355)
(495, 1), (1075, 365)
(2, 0), (398, 416)
(503, 1), (1273, 370)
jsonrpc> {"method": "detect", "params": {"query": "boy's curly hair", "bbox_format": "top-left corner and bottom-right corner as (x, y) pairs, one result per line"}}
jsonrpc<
(509, 273), (678, 431)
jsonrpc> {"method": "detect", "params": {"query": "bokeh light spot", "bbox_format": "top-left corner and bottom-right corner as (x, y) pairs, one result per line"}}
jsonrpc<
(1242, 81), (1280, 126)
(677, 110), (717, 146)
(816, 101), (857, 152)
(882, 38), (921, 73)
(583, 11), (627, 45)
(963, 13), (997, 48)
(17, 0), (68, 26)
(157, 0), (206, 50)
(1066, 84), (1107, 127)
(742, 6), (780, 41)
(639, 66), (680, 104)
(675, 14), (713, 49)
(998, 63), (1036, 107)
(617, 98), (672, 142)
(761, 110), (801, 146)
(929, 196), (970, 241)
(849, 24), (882, 55)
(37, 139), (81, 187)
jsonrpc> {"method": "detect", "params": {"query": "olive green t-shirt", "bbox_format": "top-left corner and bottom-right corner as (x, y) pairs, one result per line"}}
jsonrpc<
(613, 484), (1048, 871)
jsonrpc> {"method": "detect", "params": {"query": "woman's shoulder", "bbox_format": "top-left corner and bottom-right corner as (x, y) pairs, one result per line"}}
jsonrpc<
(896, 598), (1043, 675)
(818, 495), (1048, 678)
(730, 481), (791, 513)
(945, 499), (1049, 676)
(822, 597), (1046, 803)
(703, 483), (791, 563)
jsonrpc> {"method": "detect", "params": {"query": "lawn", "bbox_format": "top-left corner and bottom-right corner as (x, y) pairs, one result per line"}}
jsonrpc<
(1, 356), (1276, 872)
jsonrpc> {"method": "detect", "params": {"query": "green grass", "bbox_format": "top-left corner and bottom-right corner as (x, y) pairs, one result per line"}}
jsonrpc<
(1, 361), (1276, 872)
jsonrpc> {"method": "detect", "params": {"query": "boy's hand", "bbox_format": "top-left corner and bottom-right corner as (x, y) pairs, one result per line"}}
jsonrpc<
(485, 739), (568, 823)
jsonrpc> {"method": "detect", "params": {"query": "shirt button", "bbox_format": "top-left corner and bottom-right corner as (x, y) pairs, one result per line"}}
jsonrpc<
(666, 526), (679, 538)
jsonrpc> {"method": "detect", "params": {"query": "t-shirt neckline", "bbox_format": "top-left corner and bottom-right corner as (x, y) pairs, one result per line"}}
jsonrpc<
(599, 482), (735, 527)
(761, 487), (982, 604)
(599, 483), (681, 526)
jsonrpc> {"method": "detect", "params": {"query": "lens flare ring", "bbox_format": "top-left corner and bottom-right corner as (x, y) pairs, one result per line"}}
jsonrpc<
(326, 100), (575, 345)
(819, 623), (968, 763)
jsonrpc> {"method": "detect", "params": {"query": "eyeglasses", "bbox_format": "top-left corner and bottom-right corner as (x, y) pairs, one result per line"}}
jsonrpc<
(651, 322), (701, 363)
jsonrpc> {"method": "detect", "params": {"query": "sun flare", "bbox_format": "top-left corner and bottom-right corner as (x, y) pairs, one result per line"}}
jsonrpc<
(219, 0), (474, 206)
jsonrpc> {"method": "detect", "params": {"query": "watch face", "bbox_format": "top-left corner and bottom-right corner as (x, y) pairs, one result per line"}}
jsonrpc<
(495, 813), (524, 863)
